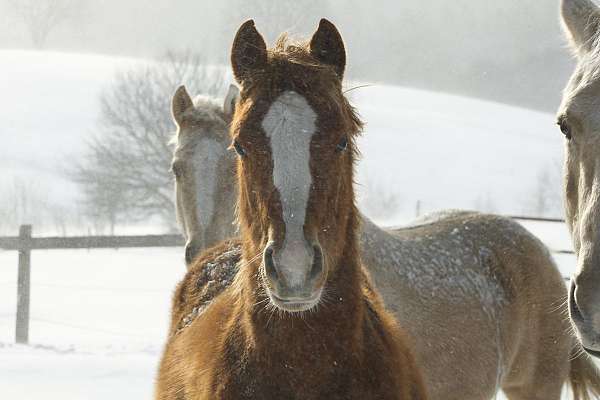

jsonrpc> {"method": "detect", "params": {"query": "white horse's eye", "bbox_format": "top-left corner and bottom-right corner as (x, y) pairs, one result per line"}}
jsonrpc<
(232, 140), (246, 157)
(336, 136), (348, 152)
(558, 118), (572, 140)
(171, 161), (184, 179)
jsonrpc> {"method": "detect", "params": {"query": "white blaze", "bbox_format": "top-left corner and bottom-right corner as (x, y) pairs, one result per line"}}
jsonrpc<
(193, 137), (223, 229)
(262, 91), (317, 287)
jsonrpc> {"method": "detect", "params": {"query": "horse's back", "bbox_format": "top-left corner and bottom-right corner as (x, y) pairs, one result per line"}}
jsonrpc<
(384, 210), (561, 287)
(359, 211), (570, 399)
(168, 239), (241, 337)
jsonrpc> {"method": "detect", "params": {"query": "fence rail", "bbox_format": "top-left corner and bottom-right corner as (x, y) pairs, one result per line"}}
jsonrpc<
(0, 233), (184, 251)
(508, 215), (566, 223)
(1, 225), (184, 344)
(0, 217), (572, 344)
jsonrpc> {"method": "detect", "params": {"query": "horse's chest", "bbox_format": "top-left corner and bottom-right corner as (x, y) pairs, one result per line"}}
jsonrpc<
(213, 352), (397, 400)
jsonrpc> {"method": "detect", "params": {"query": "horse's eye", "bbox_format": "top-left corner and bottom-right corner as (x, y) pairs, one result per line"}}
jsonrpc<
(336, 136), (348, 152)
(558, 119), (572, 140)
(171, 161), (184, 180)
(232, 140), (246, 157)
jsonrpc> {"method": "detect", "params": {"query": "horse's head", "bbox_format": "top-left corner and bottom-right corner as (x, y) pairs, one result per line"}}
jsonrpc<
(560, 0), (600, 356)
(230, 19), (362, 313)
(171, 85), (240, 264)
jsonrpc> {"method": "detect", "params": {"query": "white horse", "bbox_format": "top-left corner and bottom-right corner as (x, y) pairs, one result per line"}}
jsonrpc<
(560, 0), (600, 364)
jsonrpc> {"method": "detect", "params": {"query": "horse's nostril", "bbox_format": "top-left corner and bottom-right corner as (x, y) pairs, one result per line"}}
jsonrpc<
(264, 246), (278, 281)
(570, 281), (584, 321)
(309, 245), (324, 281)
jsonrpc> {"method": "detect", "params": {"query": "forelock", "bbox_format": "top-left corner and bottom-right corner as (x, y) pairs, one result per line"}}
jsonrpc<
(172, 94), (230, 154)
(574, 33), (600, 87)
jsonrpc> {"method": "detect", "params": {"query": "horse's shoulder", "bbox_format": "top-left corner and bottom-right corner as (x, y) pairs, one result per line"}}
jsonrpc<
(170, 240), (242, 337)
(360, 267), (420, 377)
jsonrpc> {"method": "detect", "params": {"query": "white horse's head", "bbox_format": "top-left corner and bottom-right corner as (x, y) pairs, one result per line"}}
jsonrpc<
(560, 0), (600, 356)
(171, 84), (239, 265)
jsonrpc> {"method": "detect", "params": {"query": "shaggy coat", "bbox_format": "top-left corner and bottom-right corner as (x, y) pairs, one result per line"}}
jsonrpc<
(156, 19), (427, 400)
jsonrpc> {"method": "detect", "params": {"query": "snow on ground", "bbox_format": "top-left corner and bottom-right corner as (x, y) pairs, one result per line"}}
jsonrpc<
(1, 345), (158, 399)
(0, 247), (184, 399)
(0, 224), (578, 399)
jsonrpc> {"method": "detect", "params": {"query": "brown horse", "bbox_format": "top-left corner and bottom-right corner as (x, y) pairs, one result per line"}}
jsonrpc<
(155, 19), (428, 399)
(169, 62), (600, 400)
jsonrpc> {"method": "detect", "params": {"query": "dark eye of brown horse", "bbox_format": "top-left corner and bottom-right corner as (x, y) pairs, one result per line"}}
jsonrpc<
(558, 119), (572, 140)
(233, 140), (246, 157)
(336, 136), (348, 152)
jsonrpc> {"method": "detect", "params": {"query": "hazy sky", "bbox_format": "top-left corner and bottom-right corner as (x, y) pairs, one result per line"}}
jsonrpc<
(0, 0), (575, 111)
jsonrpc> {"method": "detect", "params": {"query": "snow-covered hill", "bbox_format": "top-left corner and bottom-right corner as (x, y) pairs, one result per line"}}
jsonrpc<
(351, 85), (563, 224)
(0, 50), (564, 233)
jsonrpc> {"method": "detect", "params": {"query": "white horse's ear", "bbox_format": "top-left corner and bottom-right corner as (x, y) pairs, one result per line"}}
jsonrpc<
(223, 84), (240, 120)
(561, 0), (600, 55)
(172, 85), (193, 126)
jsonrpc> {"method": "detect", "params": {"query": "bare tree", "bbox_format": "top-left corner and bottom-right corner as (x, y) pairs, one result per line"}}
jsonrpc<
(0, 178), (78, 235)
(69, 51), (228, 231)
(6, 0), (85, 48)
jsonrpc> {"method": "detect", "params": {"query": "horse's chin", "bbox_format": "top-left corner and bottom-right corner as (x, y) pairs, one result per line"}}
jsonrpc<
(268, 290), (322, 313)
(583, 346), (600, 359)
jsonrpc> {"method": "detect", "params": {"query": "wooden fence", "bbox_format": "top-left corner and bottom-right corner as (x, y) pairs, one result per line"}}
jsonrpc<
(0, 225), (184, 344)
(0, 217), (572, 344)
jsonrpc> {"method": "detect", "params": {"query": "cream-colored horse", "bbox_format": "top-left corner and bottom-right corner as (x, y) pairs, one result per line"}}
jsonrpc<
(170, 85), (239, 264)
(170, 85), (600, 399)
(560, 0), (600, 365)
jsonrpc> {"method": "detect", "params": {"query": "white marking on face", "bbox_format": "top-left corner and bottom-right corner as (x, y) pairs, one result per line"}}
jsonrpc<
(193, 137), (224, 229)
(262, 91), (317, 287)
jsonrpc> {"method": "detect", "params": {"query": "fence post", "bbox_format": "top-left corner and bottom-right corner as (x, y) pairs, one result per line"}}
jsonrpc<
(16, 224), (32, 344)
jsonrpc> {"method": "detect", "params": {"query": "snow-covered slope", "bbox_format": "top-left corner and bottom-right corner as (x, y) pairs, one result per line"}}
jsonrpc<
(0, 50), (140, 229)
(351, 85), (563, 224)
(1, 50), (564, 231)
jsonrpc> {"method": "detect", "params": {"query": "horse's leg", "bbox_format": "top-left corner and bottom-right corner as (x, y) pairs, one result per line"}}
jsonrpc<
(500, 304), (570, 400)
(501, 352), (568, 400)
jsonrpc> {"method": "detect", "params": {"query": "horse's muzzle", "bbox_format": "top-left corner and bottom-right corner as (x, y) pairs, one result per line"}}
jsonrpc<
(263, 241), (326, 312)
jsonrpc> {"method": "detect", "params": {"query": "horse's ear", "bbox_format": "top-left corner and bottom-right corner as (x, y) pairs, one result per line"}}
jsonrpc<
(172, 85), (193, 127)
(310, 19), (346, 80)
(231, 20), (267, 85)
(223, 84), (240, 120)
(561, 0), (600, 55)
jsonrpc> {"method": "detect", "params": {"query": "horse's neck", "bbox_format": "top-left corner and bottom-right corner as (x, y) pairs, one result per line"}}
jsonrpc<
(238, 247), (366, 357)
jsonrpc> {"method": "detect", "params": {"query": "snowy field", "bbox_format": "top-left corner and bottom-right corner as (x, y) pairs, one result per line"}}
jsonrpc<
(0, 248), (185, 399)
(0, 221), (577, 399)
(0, 50), (576, 398)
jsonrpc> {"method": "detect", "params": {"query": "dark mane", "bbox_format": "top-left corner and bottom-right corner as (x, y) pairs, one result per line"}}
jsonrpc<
(271, 34), (323, 69)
